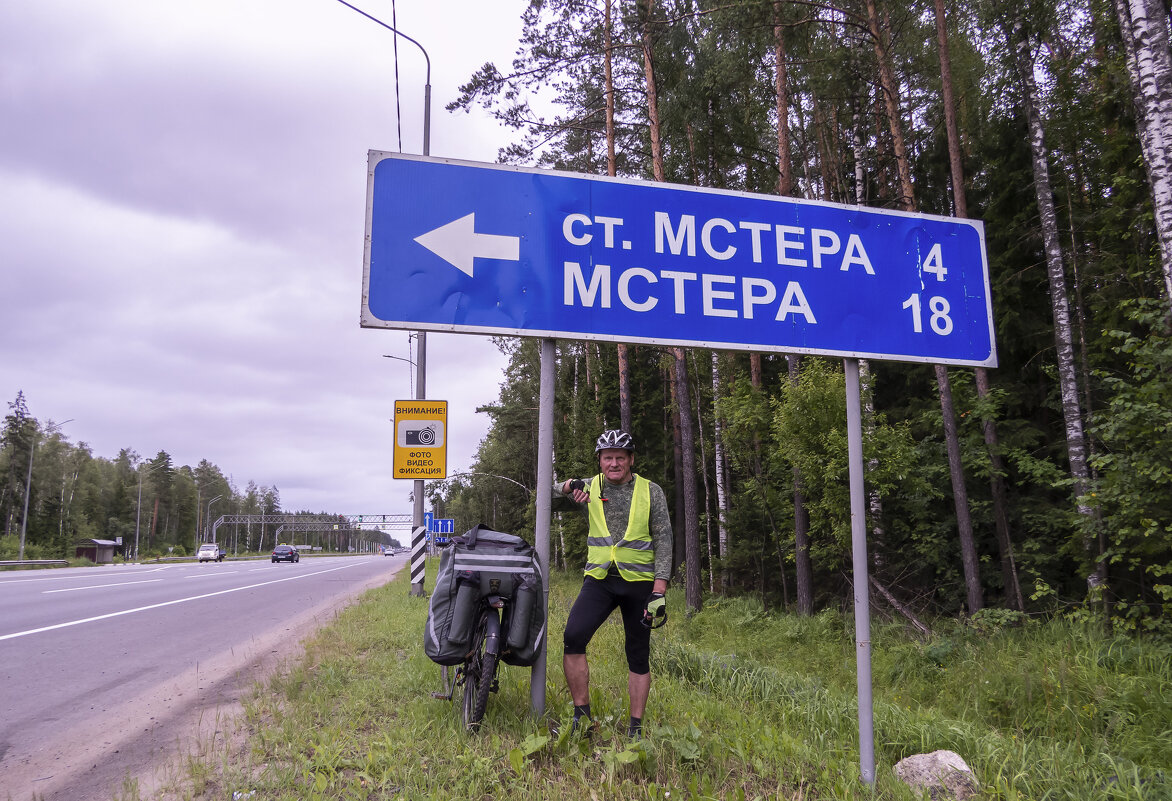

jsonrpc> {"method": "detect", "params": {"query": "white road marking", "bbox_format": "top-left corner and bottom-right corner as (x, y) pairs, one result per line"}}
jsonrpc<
(1, 561), (369, 642)
(184, 571), (240, 578)
(0, 565), (176, 585)
(43, 579), (164, 594)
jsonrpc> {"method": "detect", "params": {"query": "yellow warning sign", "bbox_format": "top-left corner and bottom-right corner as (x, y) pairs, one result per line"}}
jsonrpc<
(393, 400), (447, 479)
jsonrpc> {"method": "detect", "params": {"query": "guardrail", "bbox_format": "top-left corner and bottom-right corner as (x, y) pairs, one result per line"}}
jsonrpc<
(0, 559), (70, 567)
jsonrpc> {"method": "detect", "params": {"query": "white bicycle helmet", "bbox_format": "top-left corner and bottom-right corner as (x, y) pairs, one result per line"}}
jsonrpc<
(595, 429), (634, 453)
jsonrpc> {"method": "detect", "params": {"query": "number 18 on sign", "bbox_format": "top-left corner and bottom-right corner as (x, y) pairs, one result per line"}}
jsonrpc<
(393, 400), (447, 479)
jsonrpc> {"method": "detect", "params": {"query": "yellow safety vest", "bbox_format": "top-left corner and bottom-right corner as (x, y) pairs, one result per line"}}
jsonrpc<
(584, 474), (654, 582)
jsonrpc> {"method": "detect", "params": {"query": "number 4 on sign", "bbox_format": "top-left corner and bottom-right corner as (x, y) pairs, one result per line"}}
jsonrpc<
(922, 244), (947, 281)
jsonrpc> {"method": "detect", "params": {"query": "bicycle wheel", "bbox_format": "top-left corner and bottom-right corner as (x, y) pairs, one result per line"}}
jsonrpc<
(460, 610), (488, 730)
(470, 649), (497, 730)
(461, 609), (498, 731)
(460, 651), (481, 729)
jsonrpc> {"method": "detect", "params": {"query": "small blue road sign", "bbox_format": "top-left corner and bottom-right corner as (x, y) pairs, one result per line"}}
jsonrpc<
(432, 518), (454, 545)
(362, 153), (995, 367)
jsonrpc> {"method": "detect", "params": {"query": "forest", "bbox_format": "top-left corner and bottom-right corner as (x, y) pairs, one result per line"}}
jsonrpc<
(429, 0), (1172, 636)
(0, 389), (287, 560)
(0, 391), (400, 561)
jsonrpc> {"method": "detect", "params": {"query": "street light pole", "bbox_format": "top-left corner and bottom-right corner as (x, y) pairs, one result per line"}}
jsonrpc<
(445, 472), (532, 496)
(335, 0), (433, 596)
(383, 351), (417, 397)
(333, 1), (431, 158)
(194, 485), (201, 554)
(205, 495), (224, 543)
(19, 418), (72, 561)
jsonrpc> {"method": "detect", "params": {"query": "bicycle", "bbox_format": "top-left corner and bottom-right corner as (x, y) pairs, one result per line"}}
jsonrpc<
(429, 528), (540, 732)
(456, 587), (512, 730)
(434, 580), (530, 730)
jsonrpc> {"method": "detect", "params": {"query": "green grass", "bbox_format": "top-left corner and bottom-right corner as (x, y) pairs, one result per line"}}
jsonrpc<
(161, 564), (1172, 800)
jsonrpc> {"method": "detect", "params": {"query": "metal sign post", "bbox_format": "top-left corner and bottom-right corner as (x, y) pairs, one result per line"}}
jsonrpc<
(531, 338), (555, 717)
(844, 358), (875, 782)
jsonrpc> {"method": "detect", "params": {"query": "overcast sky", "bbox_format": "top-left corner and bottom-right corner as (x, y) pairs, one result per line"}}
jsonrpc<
(1, 0), (533, 514)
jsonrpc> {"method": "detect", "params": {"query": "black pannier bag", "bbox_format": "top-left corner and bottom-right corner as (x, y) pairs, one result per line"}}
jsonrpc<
(423, 525), (546, 667)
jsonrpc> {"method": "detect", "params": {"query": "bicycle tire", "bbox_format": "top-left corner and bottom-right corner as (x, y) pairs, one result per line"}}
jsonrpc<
(457, 656), (475, 727)
(460, 650), (481, 729)
(470, 649), (496, 729)
(461, 610), (488, 730)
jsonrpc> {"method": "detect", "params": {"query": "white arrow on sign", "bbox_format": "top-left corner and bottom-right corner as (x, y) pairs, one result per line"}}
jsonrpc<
(413, 213), (520, 277)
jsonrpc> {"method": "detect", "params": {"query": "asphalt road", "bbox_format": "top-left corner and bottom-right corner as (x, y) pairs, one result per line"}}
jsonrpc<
(0, 553), (407, 800)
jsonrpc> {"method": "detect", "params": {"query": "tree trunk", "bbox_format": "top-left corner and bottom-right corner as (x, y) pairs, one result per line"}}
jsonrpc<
(669, 367), (685, 580)
(789, 355), (814, 615)
(691, 352), (714, 594)
(1007, 17), (1098, 571)
(1112, 0), (1172, 307)
(860, 360), (887, 567)
(671, 350), (702, 612)
(641, 0), (699, 611)
(853, 101), (868, 204)
(605, 0), (631, 434)
(870, 576), (933, 638)
(774, 1), (794, 197)
(934, 0), (966, 219)
(933, 0), (1024, 610)
(749, 354), (762, 388)
(776, 4), (812, 615)
(870, 0), (982, 611)
(641, 0), (665, 184)
(618, 345), (631, 434)
(975, 369), (1026, 610)
(604, 0), (616, 180)
(711, 352), (729, 592)
(865, 0), (915, 211)
(150, 496), (159, 551)
(559, 515), (567, 571)
(936, 364), (984, 613)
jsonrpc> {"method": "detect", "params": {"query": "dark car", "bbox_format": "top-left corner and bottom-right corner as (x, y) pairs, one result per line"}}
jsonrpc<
(272, 544), (299, 563)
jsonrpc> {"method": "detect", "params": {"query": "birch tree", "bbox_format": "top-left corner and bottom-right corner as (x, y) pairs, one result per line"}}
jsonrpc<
(1111, 0), (1172, 308)
(1003, 12), (1101, 581)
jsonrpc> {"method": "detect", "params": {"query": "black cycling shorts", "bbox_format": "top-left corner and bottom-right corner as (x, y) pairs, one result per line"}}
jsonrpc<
(563, 572), (654, 675)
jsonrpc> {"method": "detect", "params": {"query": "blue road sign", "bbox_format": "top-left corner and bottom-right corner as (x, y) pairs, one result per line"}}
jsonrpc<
(430, 518), (454, 545)
(424, 515), (454, 536)
(362, 153), (996, 367)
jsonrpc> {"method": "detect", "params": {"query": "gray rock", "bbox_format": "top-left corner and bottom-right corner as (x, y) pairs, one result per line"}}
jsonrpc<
(893, 750), (980, 800)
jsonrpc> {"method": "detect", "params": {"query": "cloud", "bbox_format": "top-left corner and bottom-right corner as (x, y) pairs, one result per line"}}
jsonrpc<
(0, 0), (529, 513)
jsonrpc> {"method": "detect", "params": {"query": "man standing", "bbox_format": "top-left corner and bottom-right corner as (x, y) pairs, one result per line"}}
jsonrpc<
(553, 429), (672, 738)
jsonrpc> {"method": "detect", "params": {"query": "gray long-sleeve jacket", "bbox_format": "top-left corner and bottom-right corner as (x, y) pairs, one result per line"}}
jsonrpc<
(552, 474), (673, 582)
